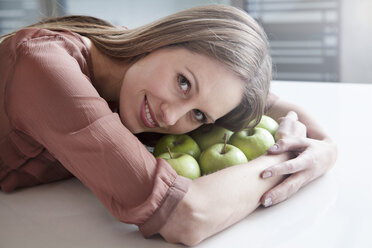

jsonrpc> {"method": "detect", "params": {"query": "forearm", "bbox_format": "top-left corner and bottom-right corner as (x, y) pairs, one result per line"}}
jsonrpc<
(159, 152), (291, 246)
(262, 96), (337, 201)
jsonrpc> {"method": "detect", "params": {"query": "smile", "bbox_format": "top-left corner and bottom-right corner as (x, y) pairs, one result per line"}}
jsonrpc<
(141, 95), (158, 128)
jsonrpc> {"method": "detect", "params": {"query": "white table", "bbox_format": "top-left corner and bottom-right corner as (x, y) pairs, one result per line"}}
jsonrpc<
(1, 81), (372, 248)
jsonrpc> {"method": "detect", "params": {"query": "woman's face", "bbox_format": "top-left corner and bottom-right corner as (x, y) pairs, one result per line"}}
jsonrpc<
(119, 47), (244, 134)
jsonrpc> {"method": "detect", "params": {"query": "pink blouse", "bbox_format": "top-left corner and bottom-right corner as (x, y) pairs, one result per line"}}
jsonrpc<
(0, 28), (191, 237)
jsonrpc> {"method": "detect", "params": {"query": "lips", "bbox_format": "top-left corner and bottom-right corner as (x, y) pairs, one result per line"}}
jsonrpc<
(140, 95), (159, 128)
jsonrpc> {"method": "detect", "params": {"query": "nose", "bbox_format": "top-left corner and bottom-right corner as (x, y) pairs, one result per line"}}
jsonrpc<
(160, 101), (190, 127)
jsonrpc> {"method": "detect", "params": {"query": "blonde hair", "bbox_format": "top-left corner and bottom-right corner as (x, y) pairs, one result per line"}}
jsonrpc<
(2, 5), (271, 131)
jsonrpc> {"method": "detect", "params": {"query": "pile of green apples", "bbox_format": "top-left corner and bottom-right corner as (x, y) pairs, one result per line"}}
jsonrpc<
(153, 115), (279, 180)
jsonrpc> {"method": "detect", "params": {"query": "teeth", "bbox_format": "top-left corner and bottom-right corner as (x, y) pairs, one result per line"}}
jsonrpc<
(145, 99), (156, 126)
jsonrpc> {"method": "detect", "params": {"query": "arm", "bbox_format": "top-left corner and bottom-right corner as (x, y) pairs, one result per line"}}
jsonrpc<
(160, 152), (291, 246)
(6, 30), (190, 237)
(260, 94), (338, 206)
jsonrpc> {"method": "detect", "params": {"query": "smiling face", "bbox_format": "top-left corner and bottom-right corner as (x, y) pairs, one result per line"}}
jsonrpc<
(119, 47), (244, 134)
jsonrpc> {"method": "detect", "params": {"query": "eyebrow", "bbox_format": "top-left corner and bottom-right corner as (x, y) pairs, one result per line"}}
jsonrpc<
(186, 66), (216, 124)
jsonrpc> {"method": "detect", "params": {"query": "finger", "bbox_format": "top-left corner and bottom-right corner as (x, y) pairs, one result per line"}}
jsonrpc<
(285, 111), (298, 121)
(277, 111), (298, 124)
(261, 172), (309, 207)
(275, 112), (299, 140)
(267, 137), (309, 154)
(261, 154), (309, 178)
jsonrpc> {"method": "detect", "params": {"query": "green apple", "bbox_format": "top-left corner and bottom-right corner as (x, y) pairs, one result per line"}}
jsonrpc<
(229, 127), (275, 160)
(199, 143), (248, 175)
(158, 152), (201, 180)
(249, 115), (279, 137)
(190, 125), (234, 151)
(153, 134), (201, 159)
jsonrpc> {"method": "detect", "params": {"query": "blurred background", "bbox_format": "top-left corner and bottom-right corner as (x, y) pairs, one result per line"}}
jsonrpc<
(0, 0), (371, 84)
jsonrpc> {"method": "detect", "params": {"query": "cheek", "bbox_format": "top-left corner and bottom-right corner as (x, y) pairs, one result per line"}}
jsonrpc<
(147, 70), (174, 94)
(147, 83), (165, 96)
(145, 80), (177, 106)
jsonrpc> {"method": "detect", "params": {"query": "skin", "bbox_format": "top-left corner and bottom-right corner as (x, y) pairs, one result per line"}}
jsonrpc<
(85, 37), (338, 245)
(84, 37), (243, 135)
(119, 48), (244, 134)
(261, 101), (338, 207)
(158, 103), (337, 246)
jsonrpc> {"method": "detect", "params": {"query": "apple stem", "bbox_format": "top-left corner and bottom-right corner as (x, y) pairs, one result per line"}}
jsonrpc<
(222, 133), (227, 154)
(167, 146), (173, 159)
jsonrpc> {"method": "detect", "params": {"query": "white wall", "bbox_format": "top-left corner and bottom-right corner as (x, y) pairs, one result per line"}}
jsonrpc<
(340, 0), (372, 84)
(66, 0), (372, 84)
(3, 0), (368, 84)
(66, 0), (230, 28)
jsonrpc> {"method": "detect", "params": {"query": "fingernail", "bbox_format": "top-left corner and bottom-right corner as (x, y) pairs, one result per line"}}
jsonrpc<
(264, 197), (272, 207)
(269, 144), (279, 152)
(262, 171), (272, 178)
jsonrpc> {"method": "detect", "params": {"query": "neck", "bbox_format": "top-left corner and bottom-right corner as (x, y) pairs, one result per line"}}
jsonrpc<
(84, 37), (129, 102)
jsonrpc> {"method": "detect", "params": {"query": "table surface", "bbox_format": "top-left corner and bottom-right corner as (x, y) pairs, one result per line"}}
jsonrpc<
(1, 81), (372, 248)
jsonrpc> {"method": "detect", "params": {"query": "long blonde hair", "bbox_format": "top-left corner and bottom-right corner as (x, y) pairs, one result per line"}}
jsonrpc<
(2, 5), (271, 131)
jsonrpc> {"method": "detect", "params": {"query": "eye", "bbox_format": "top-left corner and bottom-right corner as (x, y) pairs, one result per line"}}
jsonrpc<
(193, 109), (207, 123)
(177, 74), (191, 94)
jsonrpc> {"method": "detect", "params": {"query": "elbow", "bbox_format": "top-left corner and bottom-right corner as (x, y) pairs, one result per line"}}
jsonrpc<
(170, 225), (205, 247)
(159, 192), (206, 246)
(321, 137), (338, 173)
(181, 221), (207, 247)
(179, 232), (204, 247)
(329, 139), (338, 171)
(161, 219), (205, 247)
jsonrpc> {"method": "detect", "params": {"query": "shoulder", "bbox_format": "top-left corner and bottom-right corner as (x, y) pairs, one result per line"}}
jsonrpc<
(12, 27), (86, 49)
(265, 92), (280, 112)
(5, 28), (102, 127)
(11, 27), (92, 78)
(7, 28), (98, 101)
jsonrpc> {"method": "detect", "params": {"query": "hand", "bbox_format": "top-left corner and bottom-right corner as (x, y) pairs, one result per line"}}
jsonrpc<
(259, 111), (337, 207)
(274, 111), (307, 141)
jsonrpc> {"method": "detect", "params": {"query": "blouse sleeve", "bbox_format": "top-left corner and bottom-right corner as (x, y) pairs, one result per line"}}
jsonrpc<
(5, 30), (191, 237)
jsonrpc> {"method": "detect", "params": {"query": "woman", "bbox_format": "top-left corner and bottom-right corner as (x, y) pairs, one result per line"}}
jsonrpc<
(0, 5), (337, 245)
